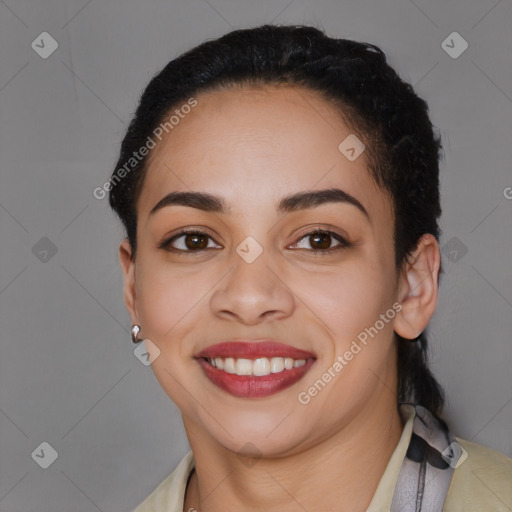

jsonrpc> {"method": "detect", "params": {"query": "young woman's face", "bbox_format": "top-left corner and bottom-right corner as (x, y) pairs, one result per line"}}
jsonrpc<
(126, 84), (402, 456)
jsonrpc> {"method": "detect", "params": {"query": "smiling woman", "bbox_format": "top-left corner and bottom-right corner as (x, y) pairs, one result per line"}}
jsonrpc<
(108, 24), (512, 512)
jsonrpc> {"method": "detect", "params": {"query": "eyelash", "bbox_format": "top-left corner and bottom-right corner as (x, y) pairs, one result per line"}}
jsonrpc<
(160, 228), (350, 256)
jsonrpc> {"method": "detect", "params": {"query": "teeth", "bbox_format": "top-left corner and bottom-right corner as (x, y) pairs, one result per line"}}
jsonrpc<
(224, 358), (236, 374)
(253, 358), (271, 376)
(270, 357), (284, 373)
(207, 356), (308, 376)
(236, 358), (253, 376)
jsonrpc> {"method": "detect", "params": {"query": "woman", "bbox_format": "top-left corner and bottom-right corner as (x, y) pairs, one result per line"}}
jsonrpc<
(108, 24), (512, 512)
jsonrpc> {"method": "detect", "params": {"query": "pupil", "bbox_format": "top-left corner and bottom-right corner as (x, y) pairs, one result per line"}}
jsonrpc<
(186, 234), (207, 250)
(312, 232), (330, 249)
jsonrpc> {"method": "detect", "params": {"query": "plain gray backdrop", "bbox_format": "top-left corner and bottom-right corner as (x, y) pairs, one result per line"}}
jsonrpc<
(1, 1), (511, 511)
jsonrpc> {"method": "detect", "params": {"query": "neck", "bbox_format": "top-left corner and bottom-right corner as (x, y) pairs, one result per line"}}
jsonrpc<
(183, 399), (405, 512)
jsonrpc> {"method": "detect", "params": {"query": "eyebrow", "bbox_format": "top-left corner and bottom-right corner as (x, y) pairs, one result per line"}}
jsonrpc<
(149, 188), (369, 218)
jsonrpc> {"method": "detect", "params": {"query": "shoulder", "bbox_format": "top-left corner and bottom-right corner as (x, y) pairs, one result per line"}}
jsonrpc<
(132, 451), (195, 512)
(444, 438), (512, 511)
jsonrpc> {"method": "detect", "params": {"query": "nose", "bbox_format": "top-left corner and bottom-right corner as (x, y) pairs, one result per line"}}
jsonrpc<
(209, 244), (295, 325)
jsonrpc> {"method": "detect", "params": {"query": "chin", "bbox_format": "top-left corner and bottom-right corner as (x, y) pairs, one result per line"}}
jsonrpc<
(201, 412), (314, 456)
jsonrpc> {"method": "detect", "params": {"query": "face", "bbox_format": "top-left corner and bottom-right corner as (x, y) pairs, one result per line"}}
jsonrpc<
(121, 84), (404, 457)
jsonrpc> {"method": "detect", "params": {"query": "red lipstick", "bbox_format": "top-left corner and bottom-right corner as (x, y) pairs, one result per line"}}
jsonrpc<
(195, 341), (316, 399)
(196, 341), (315, 360)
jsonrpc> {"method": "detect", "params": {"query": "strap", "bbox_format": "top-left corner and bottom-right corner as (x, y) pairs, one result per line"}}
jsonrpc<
(390, 405), (466, 512)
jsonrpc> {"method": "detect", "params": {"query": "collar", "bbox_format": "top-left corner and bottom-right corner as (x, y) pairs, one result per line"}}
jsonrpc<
(135, 404), (462, 511)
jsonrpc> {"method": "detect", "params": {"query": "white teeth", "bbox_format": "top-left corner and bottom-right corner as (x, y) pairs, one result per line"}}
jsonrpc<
(207, 356), (310, 376)
(270, 357), (285, 373)
(253, 358), (271, 376)
(236, 358), (253, 376)
(224, 358), (236, 374)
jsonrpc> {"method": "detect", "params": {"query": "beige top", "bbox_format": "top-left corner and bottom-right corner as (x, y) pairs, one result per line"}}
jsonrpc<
(133, 405), (512, 511)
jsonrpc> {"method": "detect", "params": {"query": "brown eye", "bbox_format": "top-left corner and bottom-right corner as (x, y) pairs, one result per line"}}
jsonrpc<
(309, 232), (332, 250)
(291, 230), (349, 254)
(183, 233), (208, 250)
(161, 230), (221, 253)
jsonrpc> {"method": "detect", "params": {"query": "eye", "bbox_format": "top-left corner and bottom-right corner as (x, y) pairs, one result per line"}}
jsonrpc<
(290, 230), (350, 255)
(160, 228), (350, 255)
(160, 229), (222, 253)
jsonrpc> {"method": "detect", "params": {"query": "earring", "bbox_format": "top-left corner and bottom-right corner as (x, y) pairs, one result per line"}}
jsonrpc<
(131, 325), (143, 344)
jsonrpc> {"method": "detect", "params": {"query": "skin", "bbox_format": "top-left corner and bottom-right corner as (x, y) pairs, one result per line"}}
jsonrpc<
(119, 84), (441, 512)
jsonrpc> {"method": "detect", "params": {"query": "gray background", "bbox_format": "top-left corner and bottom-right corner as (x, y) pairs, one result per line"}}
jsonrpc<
(0, 0), (511, 511)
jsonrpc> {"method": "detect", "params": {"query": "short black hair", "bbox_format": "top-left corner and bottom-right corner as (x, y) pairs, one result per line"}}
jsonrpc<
(109, 24), (445, 415)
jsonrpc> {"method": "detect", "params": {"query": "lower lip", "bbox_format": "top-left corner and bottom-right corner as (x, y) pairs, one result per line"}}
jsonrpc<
(197, 358), (315, 398)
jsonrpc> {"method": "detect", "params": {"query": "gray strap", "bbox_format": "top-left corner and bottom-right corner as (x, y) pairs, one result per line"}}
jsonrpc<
(390, 405), (465, 512)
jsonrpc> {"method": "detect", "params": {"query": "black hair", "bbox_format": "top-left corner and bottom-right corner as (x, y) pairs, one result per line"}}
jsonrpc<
(109, 24), (445, 415)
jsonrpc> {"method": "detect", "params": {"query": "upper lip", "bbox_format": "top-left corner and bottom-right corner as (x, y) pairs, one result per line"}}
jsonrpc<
(195, 340), (316, 360)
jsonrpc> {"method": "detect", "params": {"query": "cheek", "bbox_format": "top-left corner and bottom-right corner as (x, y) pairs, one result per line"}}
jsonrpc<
(290, 252), (398, 406)
(288, 255), (394, 342)
(134, 258), (208, 352)
(293, 264), (398, 417)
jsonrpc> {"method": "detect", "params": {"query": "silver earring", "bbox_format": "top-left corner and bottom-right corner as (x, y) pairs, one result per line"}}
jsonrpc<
(131, 325), (142, 344)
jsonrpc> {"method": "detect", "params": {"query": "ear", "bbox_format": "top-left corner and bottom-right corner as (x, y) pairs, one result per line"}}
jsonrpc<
(394, 234), (441, 340)
(119, 238), (139, 324)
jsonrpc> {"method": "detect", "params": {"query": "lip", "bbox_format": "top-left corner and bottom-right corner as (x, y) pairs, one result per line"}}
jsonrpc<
(198, 358), (315, 398)
(195, 340), (316, 360)
(195, 340), (316, 398)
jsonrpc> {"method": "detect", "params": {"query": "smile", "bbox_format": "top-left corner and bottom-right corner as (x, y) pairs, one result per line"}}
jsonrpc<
(207, 356), (307, 375)
(195, 341), (316, 398)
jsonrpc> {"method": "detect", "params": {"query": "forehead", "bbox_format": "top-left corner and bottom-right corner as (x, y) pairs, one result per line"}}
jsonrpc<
(139, 84), (391, 222)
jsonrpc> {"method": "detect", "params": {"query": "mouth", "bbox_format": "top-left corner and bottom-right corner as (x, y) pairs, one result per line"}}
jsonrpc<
(195, 341), (316, 398)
